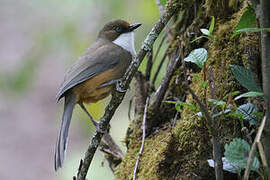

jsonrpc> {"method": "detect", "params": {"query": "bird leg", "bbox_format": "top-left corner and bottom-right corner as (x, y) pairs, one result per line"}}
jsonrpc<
(99, 78), (127, 93)
(79, 103), (109, 133)
(79, 103), (98, 126)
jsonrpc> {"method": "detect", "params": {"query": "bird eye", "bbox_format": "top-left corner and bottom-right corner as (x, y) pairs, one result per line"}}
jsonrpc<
(115, 26), (122, 33)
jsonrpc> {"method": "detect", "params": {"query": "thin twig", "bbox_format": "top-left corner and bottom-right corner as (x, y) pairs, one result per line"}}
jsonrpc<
(75, 5), (178, 179)
(152, 45), (181, 111)
(128, 98), (133, 121)
(208, 66), (217, 99)
(99, 135), (123, 172)
(244, 116), (267, 180)
(133, 97), (149, 180)
(203, 64), (207, 106)
(153, 34), (167, 63)
(152, 50), (168, 86)
(134, 72), (147, 114)
(155, 0), (165, 15)
(186, 85), (223, 180)
(145, 48), (153, 81)
(102, 134), (123, 159)
(172, 111), (179, 127)
(207, 66), (223, 179)
(257, 141), (269, 172)
(154, 0), (171, 37)
(186, 86), (214, 133)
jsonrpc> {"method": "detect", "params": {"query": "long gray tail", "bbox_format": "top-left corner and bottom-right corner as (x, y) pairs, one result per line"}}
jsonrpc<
(54, 91), (76, 171)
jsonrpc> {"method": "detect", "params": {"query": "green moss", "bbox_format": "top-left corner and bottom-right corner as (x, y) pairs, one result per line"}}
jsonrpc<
(167, 5), (259, 179)
(205, 0), (240, 17)
(115, 127), (172, 180)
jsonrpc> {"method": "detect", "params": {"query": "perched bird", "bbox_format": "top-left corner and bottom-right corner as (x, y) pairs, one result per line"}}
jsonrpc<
(54, 19), (141, 170)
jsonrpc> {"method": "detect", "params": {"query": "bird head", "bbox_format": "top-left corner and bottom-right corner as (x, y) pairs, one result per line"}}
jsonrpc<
(98, 19), (141, 41)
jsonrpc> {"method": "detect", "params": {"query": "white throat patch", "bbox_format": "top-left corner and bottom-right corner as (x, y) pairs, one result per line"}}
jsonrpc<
(113, 32), (136, 56)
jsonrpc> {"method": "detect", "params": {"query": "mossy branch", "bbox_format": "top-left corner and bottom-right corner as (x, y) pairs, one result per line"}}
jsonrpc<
(185, 85), (223, 180)
(75, 2), (179, 179)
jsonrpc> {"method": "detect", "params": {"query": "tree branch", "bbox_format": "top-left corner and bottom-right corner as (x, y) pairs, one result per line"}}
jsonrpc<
(75, 3), (179, 179)
(260, 0), (270, 171)
(133, 97), (149, 180)
(152, 49), (168, 86)
(152, 46), (181, 111)
(155, 0), (165, 15)
(207, 66), (223, 180)
(244, 116), (267, 180)
(186, 86), (223, 180)
(153, 34), (167, 64)
(145, 48), (153, 81)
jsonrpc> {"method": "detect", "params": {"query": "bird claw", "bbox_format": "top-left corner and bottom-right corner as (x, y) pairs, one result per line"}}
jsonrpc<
(116, 80), (127, 93)
(96, 123), (110, 134)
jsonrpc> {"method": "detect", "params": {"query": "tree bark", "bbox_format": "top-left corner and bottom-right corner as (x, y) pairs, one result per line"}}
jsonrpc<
(260, 0), (270, 173)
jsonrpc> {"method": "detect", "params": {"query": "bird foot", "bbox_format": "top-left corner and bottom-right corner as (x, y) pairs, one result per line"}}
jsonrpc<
(96, 123), (110, 134)
(116, 80), (127, 93)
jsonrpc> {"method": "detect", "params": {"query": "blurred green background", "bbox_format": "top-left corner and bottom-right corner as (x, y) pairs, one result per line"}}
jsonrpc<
(0, 0), (168, 179)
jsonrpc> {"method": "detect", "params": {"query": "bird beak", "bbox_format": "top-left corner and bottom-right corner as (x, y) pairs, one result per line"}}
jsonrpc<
(128, 23), (142, 32)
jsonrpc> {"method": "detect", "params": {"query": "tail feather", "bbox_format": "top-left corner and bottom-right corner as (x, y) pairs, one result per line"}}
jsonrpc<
(54, 91), (76, 171)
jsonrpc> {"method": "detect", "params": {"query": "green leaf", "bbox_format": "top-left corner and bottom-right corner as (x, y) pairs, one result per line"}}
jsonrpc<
(236, 27), (270, 33)
(230, 65), (262, 92)
(236, 103), (259, 125)
(253, 112), (264, 117)
(225, 138), (260, 171)
(184, 48), (208, 69)
(200, 81), (208, 88)
(165, 101), (197, 111)
(175, 103), (182, 112)
(231, 6), (256, 38)
(212, 109), (231, 118)
(235, 6), (256, 30)
(226, 112), (243, 119)
(223, 91), (241, 100)
(208, 99), (226, 106)
(200, 29), (210, 36)
(234, 91), (265, 100)
(209, 16), (215, 35)
(191, 35), (210, 43)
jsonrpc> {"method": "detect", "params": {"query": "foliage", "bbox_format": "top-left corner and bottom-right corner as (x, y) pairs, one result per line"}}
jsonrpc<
(232, 6), (270, 38)
(184, 48), (208, 69)
(234, 91), (265, 100)
(208, 99), (226, 108)
(231, 6), (256, 38)
(230, 65), (262, 92)
(225, 138), (260, 171)
(192, 16), (215, 42)
(165, 101), (197, 112)
(235, 27), (270, 33)
(236, 103), (259, 125)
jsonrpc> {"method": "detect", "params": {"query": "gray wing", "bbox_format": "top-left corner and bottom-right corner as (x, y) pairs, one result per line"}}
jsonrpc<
(56, 42), (131, 101)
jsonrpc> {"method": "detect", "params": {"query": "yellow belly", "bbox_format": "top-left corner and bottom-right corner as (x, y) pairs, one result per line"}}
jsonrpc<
(73, 68), (116, 103)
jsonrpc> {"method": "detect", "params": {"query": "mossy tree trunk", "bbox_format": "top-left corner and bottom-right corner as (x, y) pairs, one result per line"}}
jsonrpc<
(113, 0), (264, 179)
